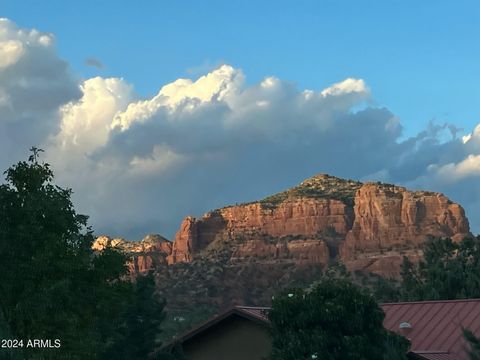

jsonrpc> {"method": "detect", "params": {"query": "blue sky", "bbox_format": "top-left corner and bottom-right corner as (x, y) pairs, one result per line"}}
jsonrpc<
(1, 1), (480, 238)
(3, 0), (479, 138)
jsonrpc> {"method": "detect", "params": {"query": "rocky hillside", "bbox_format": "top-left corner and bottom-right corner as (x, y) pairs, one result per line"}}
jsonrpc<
(162, 174), (470, 277)
(93, 174), (471, 317)
(93, 234), (172, 276)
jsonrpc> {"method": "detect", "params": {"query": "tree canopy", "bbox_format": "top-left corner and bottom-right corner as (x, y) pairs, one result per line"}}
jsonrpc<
(0, 149), (167, 359)
(105, 271), (168, 359)
(400, 236), (480, 301)
(268, 276), (410, 360)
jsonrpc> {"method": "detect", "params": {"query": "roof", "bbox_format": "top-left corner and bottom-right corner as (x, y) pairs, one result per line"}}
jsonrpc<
(165, 299), (480, 359)
(382, 299), (480, 360)
(162, 306), (270, 349)
(409, 352), (456, 360)
(236, 306), (270, 322)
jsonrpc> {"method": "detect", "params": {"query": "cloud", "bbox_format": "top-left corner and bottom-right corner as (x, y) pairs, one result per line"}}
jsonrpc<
(54, 77), (135, 152)
(47, 63), (480, 238)
(320, 78), (368, 97)
(0, 40), (25, 69)
(1, 18), (480, 239)
(427, 155), (480, 183)
(84, 57), (104, 69)
(0, 18), (80, 168)
(46, 65), (401, 239)
(110, 64), (244, 131)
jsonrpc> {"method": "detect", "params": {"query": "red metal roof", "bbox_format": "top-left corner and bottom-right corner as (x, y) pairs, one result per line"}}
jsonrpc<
(235, 306), (270, 322)
(412, 352), (456, 360)
(382, 299), (480, 360)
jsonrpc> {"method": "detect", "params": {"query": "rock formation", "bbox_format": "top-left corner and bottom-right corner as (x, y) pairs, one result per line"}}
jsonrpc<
(92, 173), (473, 320)
(93, 234), (172, 274)
(94, 174), (471, 278)
(165, 175), (470, 276)
(339, 183), (470, 276)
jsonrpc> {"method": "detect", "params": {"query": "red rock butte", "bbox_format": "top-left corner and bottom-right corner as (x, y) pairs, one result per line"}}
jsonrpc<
(94, 174), (471, 278)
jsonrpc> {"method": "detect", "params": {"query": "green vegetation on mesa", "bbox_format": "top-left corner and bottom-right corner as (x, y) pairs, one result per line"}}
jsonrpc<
(220, 173), (440, 212)
(0, 149), (169, 360)
(234, 174), (362, 209)
(234, 174), (421, 210)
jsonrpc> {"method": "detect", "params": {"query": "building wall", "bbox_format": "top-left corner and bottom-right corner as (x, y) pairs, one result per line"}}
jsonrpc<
(182, 315), (271, 360)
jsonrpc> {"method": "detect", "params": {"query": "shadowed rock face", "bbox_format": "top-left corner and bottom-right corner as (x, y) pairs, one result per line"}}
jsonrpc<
(94, 174), (471, 278)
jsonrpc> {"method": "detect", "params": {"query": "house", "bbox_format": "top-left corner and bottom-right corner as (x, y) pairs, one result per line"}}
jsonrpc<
(165, 299), (480, 360)
(164, 306), (272, 360)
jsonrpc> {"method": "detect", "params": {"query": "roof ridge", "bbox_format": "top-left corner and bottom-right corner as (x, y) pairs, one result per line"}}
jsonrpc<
(236, 299), (480, 308)
(235, 305), (270, 309)
(381, 298), (480, 306)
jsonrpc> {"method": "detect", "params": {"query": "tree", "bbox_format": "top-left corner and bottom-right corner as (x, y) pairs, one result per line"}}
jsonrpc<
(371, 276), (402, 303)
(463, 329), (480, 360)
(400, 236), (480, 301)
(0, 149), (132, 359)
(104, 271), (168, 359)
(268, 277), (410, 360)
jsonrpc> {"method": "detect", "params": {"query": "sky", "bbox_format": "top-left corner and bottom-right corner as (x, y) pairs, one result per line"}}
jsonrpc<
(0, 1), (479, 239)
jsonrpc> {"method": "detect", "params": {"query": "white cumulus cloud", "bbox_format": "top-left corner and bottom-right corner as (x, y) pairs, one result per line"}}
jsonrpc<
(44, 64), (397, 238)
(0, 40), (25, 69)
(0, 18), (80, 170)
(56, 77), (135, 152)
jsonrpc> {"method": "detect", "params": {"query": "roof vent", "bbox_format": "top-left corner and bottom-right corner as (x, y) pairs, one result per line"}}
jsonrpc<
(399, 322), (412, 329)
(399, 322), (413, 338)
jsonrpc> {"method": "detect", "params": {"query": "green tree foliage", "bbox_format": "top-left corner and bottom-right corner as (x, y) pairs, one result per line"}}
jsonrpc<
(128, 273), (165, 358)
(0, 149), (133, 359)
(400, 236), (480, 301)
(268, 277), (410, 360)
(464, 329), (480, 360)
(371, 276), (402, 303)
(318, 261), (403, 303)
(105, 272), (167, 359)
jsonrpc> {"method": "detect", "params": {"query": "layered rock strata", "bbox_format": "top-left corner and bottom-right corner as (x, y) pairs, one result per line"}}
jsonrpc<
(94, 174), (471, 277)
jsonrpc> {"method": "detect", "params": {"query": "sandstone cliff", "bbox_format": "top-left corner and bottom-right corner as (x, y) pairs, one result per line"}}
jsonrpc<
(166, 174), (470, 276)
(95, 174), (471, 279)
(167, 199), (342, 267)
(340, 183), (470, 276)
